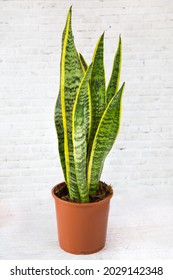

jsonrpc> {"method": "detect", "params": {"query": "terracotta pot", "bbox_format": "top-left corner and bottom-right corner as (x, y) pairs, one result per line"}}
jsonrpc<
(52, 182), (112, 255)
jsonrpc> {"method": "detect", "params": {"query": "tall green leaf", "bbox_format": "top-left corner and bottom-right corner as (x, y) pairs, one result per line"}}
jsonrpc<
(106, 35), (122, 104)
(79, 53), (88, 72)
(55, 6), (84, 199)
(89, 33), (106, 150)
(54, 94), (66, 181)
(72, 64), (93, 202)
(54, 13), (69, 183)
(79, 53), (92, 141)
(87, 83), (125, 194)
(54, 21), (68, 183)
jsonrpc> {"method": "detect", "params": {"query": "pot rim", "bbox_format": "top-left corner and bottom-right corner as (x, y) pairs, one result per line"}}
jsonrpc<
(51, 182), (113, 208)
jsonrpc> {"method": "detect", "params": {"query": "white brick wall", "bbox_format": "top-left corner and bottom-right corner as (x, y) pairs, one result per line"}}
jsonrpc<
(0, 0), (173, 196)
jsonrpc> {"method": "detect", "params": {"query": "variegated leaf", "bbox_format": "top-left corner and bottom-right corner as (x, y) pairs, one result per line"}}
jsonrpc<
(54, 93), (66, 181)
(79, 53), (92, 142)
(55, 6), (84, 199)
(89, 33), (106, 153)
(87, 83), (125, 194)
(72, 64), (93, 202)
(79, 53), (88, 72)
(106, 35), (122, 104)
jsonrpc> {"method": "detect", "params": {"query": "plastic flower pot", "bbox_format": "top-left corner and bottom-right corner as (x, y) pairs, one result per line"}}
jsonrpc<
(52, 182), (112, 255)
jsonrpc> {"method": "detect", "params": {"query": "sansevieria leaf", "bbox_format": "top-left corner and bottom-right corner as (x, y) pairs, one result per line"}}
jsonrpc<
(79, 53), (92, 141)
(89, 33), (106, 150)
(79, 53), (88, 72)
(72, 64), (93, 202)
(55, 6), (84, 199)
(54, 94), (66, 181)
(106, 35), (122, 104)
(88, 83), (125, 194)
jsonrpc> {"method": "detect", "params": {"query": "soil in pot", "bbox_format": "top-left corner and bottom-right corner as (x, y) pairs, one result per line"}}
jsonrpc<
(54, 181), (113, 203)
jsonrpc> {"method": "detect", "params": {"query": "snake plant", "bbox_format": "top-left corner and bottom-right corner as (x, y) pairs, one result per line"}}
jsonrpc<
(54, 7), (125, 203)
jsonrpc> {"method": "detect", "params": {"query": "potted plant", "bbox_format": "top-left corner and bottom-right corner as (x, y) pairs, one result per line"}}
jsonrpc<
(52, 6), (125, 255)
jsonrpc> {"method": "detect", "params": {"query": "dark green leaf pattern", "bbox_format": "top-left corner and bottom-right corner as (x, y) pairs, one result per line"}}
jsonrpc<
(54, 93), (66, 181)
(55, 6), (84, 199)
(88, 83), (125, 194)
(89, 33), (106, 153)
(73, 64), (93, 202)
(106, 35), (122, 104)
(79, 53), (88, 72)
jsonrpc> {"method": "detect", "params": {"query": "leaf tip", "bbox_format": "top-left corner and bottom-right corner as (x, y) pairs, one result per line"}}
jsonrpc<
(101, 31), (105, 41)
(121, 82), (125, 92)
(119, 34), (122, 45)
(68, 5), (73, 19)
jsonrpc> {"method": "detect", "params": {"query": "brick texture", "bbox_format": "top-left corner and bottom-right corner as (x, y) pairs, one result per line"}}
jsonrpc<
(0, 0), (173, 196)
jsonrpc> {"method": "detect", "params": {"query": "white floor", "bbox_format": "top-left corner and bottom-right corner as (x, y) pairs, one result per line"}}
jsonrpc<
(0, 184), (173, 260)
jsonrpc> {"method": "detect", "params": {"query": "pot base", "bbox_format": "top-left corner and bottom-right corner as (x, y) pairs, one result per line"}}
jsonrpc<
(59, 244), (105, 255)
